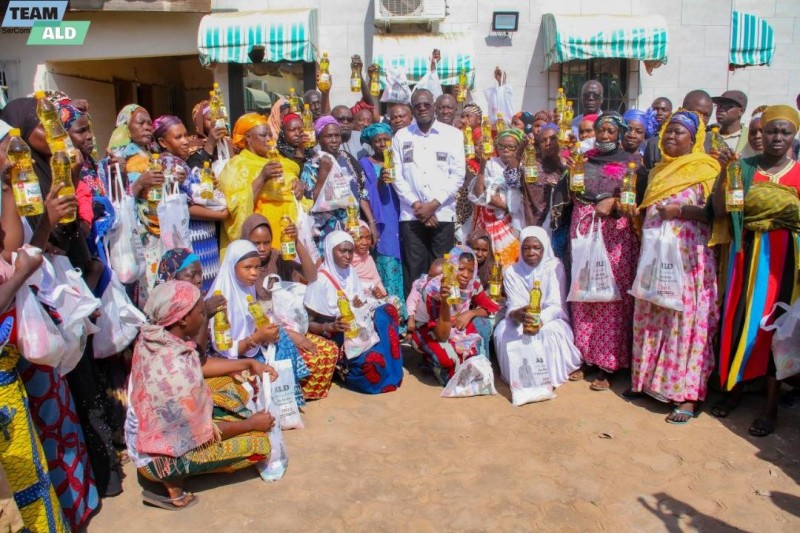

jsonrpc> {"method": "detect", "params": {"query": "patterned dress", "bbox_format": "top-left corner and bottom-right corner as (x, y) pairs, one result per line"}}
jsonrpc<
(631, 185), (718, 402)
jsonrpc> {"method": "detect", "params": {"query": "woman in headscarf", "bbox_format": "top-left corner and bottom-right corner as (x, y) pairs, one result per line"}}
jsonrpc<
(493, 226), (583, 387)
(530, 110), (554, 137)
(622, 108), (658, 158)
(217, 113), (284, 258)
(470, 128), (524, 267)
(207, 240), (310, 405)
(740, 108), (765, 159)
(300, 116), (378, 251)
(358, 122), (404, 317)
(267, 97), (290, 140)
(153, 115), (226, 293)
(466, 229), (494, 289)
(126, 280), (274, 511)
(185, 99), (234, 171)
(624, 110), (721, 424)
(570, 112), (639, 392)
(304, 231), (403, 394)
(413, 246), (500, 386)
(712, 105), (800, 436)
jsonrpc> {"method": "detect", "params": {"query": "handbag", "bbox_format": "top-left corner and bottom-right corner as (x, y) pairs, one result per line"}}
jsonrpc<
(567, 213), (621, 303)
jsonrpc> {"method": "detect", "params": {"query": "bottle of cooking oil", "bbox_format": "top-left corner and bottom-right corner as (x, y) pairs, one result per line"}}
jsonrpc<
(456, 68), (468, 103)
(337, 290), (358, 339)
(570, 144), (585, 192)
(495, 113), (507, 133)
(7, 129), (44, 217)
(524, 143), (538, 184)
(199, 161), (214, 200)
(302, 104), (316, 148)
(350, 59), (362, 93)
(280, 215), (297, 261)
(464, 125), (475, 158)
(34, 90), (67, 145)
(383, 141), (395, 183)
(208, 89), (228, 131)
(345, 197), (359, 237)
(369, 65), (381, 96)
(213, 290), (233, 350)
(481, 115), (493, 158)
(726, 159), (744, 212)
(523, 281), (542, 335)
(147, 153), (163, 206)
(710, 126), (722, 152)
(247, 295), (270, 327)
(266, 141), (284, 191)
(288, 88), (301, 114)
(488, 258), (503, 301)
(442, 254), (462, 306)
(50, 139), (76, 224)
(555, 87), (567, 115)
(620, 161), (637, 207)
(318, 52), (332, 92)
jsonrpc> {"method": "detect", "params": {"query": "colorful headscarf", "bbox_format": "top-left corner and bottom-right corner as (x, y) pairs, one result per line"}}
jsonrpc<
(360, 121), (393, 145)
(463, 102), (483, 117)
(594, 113), (628, 134)
(282, 113), (300, 128)
(144, 279), (201, 328)
(580, 114), (599, 125)
(762, 105), (800, 131)
(540, 122), (559, 134)
(108, 103), (146, 150)
(624, 108), (658, 138)
(57, 103), (84, 132)
(667, 110), (699, 142)
(314, 115), (340, 137)
(268, 97), (288, 139)
(156, 248), (200, 285)
(495, 128), (524, 144)
(192, 100), (210, 136)
(153, 115), (183, 141)
(232, 112), (269, 151)
(422, 245), (483, 316)
(532, 110), (554, 124)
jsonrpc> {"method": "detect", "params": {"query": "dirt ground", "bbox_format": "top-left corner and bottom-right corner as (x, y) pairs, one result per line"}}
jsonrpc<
(85, 350), (800, 532)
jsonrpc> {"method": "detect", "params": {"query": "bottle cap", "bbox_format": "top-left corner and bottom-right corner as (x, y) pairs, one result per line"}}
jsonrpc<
(9, 128), (20, 137)
(497, 112), (504, 118)
(51, 139), (66, 151)
(322, 51), (329, 57)
(203, 161), (210, 168)
(304, 103), (310, 109)
(246, 295), (254, 302)
(34, 90), (45, 98)
(214, 290), (222, 295)
(209, 90), (215, 96)
(558, 87), (564, 92)
(152, 153), (160, 159)
(213, 82), (220, 88)
(628, 162), (636, 169)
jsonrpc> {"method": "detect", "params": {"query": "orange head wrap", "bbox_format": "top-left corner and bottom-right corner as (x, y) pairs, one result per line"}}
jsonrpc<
(232, 113), (269, 151)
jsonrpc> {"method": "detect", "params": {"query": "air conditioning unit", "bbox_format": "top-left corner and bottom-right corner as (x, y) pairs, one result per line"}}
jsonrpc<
(374, 0), (447, 26)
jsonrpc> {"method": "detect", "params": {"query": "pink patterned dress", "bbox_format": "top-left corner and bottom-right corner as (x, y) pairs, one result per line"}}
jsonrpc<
(631, 185), (718, 402)
(569, 154), (640, 372)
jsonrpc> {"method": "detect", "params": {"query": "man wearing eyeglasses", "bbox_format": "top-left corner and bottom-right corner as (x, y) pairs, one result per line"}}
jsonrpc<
(710, 90), (749, 154)
(571, 80), (604, 137)
(392, 89), (466, 294)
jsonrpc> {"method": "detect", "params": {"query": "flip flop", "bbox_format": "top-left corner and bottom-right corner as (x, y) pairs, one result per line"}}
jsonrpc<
(142, 490), (199, 511)
(568, 370), (584, 381)
(748, 417), (775, 437)
(621, 388), (645, 401)
(710, 396), (740, 418)
(590, 378), (610, 391)
(666, 408), (698, 425)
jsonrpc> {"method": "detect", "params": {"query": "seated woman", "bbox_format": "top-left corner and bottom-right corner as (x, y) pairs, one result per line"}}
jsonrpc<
(207, 240), (310, 406)
(127, 280), (274, 511)
(352, 220), (388, 299)
(304, 231), (403, 394)
(493, 227), (583, 387)
(413, 247), (500, 386)
(240, 214), (340, 400)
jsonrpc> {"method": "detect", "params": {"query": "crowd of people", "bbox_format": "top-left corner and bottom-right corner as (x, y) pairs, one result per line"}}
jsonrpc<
(1, 54), (799, 528)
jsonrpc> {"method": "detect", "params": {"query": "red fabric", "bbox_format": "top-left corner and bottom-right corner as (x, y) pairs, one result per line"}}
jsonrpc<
(350, 100), (375, 116)
(76, 180), (93, 226)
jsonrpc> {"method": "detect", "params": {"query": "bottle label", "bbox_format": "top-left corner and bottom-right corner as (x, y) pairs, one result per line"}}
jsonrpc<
(483, 142), (493, 155)
(525, 166), (538, 179)
(320, 73), (331, 84)
(370, 82), (380, 95)
(571, 173), (585, 189)
(219, 106), (227, 118)
(281, 241), (296, 258)
(14, 181), (42, 207)
(147, 187), (162, 203)
(305, 131), (316, 146)
(464, 144), (475, 157)
(384, 167), (395, 182)
(621, 191), (636, 205)
(214, 118), (227, 130)
(726, 190), (744, 208)
(199, 182), (214, 196)
(214, 328), (232, 350)
(350, 77), (361, 89)
(489, 282), (501, 297)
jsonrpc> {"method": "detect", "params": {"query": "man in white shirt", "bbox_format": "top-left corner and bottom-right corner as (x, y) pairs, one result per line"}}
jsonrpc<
(392, 89), (466, 293)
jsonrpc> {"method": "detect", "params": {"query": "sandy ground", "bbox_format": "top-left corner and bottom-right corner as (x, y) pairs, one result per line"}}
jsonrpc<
(84, 350), (800, 532)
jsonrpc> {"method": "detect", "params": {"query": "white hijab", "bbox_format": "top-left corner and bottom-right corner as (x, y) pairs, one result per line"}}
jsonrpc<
(503, 226), (561, 311)
(206, 239), (260, 357)
(304, 230), (363, 316)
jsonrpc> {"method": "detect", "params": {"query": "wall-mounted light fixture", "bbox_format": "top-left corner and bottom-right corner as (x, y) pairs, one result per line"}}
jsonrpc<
(492, 11), (519, 38)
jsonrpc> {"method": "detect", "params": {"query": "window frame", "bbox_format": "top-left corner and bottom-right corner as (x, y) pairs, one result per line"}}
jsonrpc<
(559, 58), (629, 116)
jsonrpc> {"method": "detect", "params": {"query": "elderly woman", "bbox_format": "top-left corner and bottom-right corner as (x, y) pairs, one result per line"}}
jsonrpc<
(304, 231), (404, 394)
(185, 99), (233, 170)
(714, 105), (800, 436)
(624, 110), (721, 424)
(570, 113), (639, 391)
(300, 116), (378, 250)
(493, 227), (583, 387)
(218, 113), (284, 258)
(622, 108), (658, 157)
(127, 281), (274, 511)
(359, 122), (404, 311)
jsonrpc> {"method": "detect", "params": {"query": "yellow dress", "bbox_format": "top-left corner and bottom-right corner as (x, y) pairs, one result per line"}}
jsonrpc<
(218, 149), (268, 259)
(254, 154), (300, 247)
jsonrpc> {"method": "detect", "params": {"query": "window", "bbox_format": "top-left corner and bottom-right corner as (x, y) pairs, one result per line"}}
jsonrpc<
(559, 59), (629, 115)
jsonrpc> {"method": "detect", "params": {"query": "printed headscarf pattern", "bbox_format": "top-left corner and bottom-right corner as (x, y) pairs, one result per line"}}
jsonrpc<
(495, 128), (524, 144)
(153, 115), (183, 142)
(57, 103), (84, 132)
(108, 104), (146, 150)
(623, 108), (658, 139)
(666, 110), (699, 142)
(360, 122), (393, 146)
(314, 115), (340, 137)
(232, 113), (269, 151)
(156, 248), (200, 285)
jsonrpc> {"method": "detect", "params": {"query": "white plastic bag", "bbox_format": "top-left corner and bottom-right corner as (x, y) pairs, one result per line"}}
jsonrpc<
(441, 356), (497, 398)
(271, 359), (303, 430)
(212, 139), (231, 178)
(629, 221), (685, 312)
(414, 69), (443, 99)
(343, 299), (380, 360)
(265, 275), (309, 334)
(94, 270), (147, 359)
(506, 338), (555, 406)
(483, 84), (515, 126)
(761, 302), (800, 380)
(157, 181), (190, 250)
(567, 214), (621, 303)
(311, 153), (356, 214)
(256, 373), (289, 482)
(380, 67), (412, 104)
(16, 283), (67, 367)
(294, 200), (321, 264)
(106, 164), (143, 283)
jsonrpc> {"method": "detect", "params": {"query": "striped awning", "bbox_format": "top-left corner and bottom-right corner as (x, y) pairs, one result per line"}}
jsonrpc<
(372, 33), (474, 88)
(542, 14), (669, 69)
(730, 11), (775, 68)
(197, 9), (318, 66)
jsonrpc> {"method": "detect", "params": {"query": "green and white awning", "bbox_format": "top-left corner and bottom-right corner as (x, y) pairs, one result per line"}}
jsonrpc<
(372, 33), (474, 88)
(730, 11), (775, 68)
(198, 9), (318, 66)
(542, 13), (669, 69)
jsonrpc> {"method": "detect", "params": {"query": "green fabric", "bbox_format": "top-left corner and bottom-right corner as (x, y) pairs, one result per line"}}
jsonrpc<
(730, 11), (775, 67)
(731, 156), (758, 252)
(743, 182), (800, 234)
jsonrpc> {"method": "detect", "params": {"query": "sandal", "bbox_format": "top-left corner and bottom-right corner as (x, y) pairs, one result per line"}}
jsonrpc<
(590, 377), (610, 391)
(666, 408), (699, 425)
(748, 417), (775, 437)
(142, 490), (199, 511)
(779, 388), (800, 410)
(710, 395), (741, 418)
(568, 370), (584, 381)
(621, 388), (645, 401)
